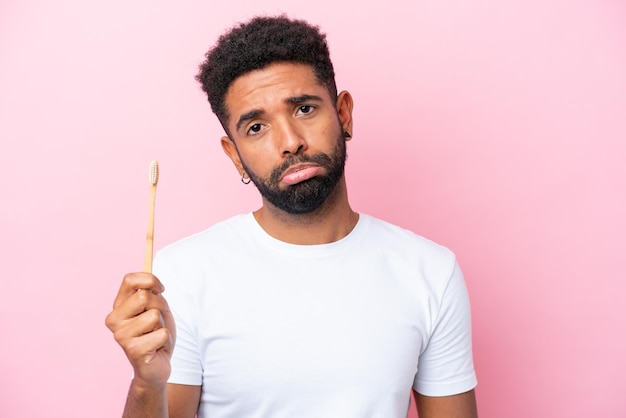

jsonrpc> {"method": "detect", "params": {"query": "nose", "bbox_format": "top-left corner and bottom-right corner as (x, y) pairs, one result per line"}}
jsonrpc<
(277, 119), (306, 156)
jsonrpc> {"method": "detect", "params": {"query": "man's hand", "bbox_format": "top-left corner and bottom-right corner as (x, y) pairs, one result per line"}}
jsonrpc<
(105, 272), (176, 387)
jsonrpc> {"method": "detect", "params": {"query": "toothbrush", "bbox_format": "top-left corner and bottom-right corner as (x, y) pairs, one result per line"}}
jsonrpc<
(144, 160), (159, 273)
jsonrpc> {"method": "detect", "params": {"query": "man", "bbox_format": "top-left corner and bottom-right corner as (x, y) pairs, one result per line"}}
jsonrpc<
(106, 16), (478, 418)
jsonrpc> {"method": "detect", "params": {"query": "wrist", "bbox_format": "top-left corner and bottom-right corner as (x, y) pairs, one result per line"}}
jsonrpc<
(130, 376), (168, 395)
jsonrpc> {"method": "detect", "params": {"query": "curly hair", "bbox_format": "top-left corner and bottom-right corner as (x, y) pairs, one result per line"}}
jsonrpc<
(196, 15), (337, 133)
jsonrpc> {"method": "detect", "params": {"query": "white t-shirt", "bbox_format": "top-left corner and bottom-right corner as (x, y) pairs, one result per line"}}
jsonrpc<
(154, 213), (476, 418)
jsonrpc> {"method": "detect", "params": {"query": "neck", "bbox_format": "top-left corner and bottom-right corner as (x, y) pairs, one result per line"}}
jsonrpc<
(253, 178), (358, 245)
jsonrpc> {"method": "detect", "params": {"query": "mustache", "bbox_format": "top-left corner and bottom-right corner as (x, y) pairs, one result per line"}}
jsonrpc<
(269, 153), (334, 184)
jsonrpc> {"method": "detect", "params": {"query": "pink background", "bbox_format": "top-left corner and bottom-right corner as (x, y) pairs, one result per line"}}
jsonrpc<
(1, 1), (625, 417)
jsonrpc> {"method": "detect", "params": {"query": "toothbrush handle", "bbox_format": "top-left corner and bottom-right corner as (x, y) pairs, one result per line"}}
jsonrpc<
(144, 184), (156, 273)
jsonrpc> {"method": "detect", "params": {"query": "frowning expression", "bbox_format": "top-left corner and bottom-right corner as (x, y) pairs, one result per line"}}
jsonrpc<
(221, 62), (353, 214)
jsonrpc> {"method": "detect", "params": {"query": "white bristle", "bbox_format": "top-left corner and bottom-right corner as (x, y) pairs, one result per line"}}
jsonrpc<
(149, 160), (159, 185)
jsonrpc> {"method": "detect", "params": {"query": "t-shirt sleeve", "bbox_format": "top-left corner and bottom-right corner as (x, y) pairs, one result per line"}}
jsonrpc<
(413, 260), (477, 396)
(153, 253), (204, 386)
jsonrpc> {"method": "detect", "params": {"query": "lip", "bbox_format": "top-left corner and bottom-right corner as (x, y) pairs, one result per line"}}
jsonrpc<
(280, 163), (322, 185)
(281, 163), (318, 177)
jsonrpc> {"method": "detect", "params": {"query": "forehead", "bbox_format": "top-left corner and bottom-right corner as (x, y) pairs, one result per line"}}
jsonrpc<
(224, 62), (329, 120)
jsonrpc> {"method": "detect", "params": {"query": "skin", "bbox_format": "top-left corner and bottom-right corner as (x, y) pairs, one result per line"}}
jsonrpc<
(105, 62), (477, 418)
(220, 62), (358, 244)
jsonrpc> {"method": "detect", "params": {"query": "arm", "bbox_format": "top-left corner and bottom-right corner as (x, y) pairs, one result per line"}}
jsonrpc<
(106, 273), (200, 418)
(120, 381), (201, 418)
(414, 389), (477, 418)
(168, 384), (202, 418)
(412, 261), (477, 417)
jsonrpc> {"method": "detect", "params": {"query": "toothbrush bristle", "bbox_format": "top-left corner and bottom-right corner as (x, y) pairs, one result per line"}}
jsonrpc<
(149, 160), (159, 185)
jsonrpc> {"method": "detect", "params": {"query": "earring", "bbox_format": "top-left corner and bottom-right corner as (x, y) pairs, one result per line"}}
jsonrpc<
(241, 173), (251, 184)
(343, 131), (351, 139)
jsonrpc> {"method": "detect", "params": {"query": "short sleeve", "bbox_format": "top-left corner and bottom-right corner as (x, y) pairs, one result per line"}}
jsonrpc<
(413, 261), (477, 396)
(153, 253), (203, 386)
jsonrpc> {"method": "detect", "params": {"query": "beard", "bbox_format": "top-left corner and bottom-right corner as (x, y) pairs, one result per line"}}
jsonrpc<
(241, 135), (347, 214)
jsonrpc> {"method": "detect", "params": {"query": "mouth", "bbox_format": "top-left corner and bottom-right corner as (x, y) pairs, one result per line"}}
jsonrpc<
(280, 164), (323, 185)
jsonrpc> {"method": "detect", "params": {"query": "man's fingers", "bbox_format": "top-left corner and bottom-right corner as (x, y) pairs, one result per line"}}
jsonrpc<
(105, 271), (176, 386)
(124, 327), (173, 364)
(111, 308), (163, 339)
(125, 288), (167, 319)
(106, 291), (169, 333)
(112, 272), (165, 309)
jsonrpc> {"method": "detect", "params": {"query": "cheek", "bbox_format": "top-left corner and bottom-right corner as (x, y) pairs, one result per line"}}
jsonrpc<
(305, 118), (341, 147)
(237, 145), (275, 176)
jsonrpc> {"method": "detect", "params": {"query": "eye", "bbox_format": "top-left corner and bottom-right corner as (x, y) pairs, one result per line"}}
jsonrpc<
(296, 105), (314, 115)
(247, 123), (263, 135)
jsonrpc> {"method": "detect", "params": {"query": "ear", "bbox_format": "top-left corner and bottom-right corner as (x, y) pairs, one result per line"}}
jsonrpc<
(221, 135), (245, 175)
(336, 90), (354, 140)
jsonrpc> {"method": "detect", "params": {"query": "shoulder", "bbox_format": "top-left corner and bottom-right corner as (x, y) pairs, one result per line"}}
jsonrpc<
(359, 214), (457, 269)
(156, 213), (252, 263)
(153, 213), (254, 293)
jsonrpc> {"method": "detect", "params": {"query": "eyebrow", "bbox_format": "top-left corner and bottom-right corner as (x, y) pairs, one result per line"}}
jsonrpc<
(235, 94), (324, 132)
(236, 109), (263, 132)
(286, 94), (324, 105)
